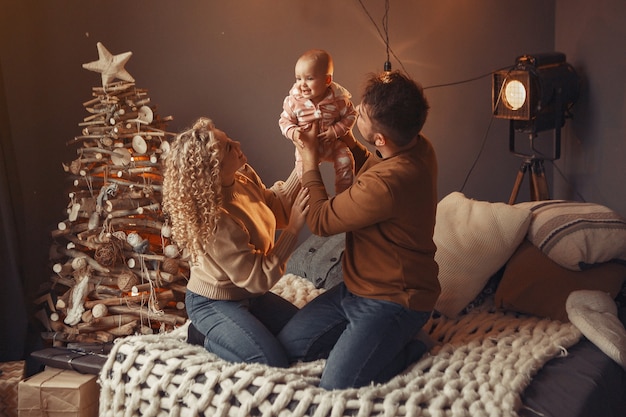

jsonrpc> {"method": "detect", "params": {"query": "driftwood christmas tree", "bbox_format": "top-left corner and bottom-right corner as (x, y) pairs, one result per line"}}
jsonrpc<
(41, 43), (189, 346)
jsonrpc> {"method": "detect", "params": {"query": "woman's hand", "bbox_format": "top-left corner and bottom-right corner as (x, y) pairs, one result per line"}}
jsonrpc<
(285, 187), (310, 235)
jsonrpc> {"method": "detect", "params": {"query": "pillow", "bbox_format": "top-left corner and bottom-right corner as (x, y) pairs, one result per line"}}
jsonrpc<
(515, 200), (626, 271)
(285, 233), (345, 290)
(495, 240), (626, 322)
(433, 192), (532, 318)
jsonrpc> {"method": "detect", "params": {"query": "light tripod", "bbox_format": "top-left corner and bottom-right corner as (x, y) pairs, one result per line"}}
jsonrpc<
(508, 156), (549, 205)
(507, 120), (560, 205)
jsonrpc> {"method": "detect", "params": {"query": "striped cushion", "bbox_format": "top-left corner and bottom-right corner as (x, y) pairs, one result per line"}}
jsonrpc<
(515, 200), (626, 270)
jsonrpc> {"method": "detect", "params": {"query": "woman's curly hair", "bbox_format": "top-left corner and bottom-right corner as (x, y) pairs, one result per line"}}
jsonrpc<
(162, 117), (223, 261)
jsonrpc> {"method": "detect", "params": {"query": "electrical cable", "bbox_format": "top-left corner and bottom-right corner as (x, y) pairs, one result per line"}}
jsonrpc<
(458, 115), (494, 193)
(382, 0), (392, 71)
(355, 0), (408, 74)
(424, 65), (514, 90)
(450, 68), (510, 192)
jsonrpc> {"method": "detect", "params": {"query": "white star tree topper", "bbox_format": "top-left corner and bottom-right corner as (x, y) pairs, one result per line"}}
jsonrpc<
(82, 42), (135, 87)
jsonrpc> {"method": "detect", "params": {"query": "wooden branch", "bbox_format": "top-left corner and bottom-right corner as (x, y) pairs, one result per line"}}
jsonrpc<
(93, 81), (136, 93)
(105, 197), (154, 212)
(168, 283), (189, 296)
(68, 190), (97, 201)
(55, 288), (74, 314)
(80, 146), (133, 166)
(50, 275), (75, 292)
(64, 174), (164, 192)
(33, 292), (55, 309)
(106, 320), (138, 337)
(128, 283), (150, 293)
(81, 309), (95, 324)
(76, 313), (137, 332)
(107, 203), (160, 219)
(58, 247), (110, 273)
(106, 168), (164, 181)
(60, 234), (100, 251)
(68, 134), (106, 145)
(82, 97), (101, 107)
(112, 131), (166, 139)
(128, 267), (182, 284)
(124, 251), (168, 264)
(84, 289), (174, 309)
(91, 284), (123, 298)
(55, 217), (164, 241)
(76, 332), (114, 343)
(106, 305), (186, 326)
(89, 275), (119, 288)
(50, 318), (79, 335)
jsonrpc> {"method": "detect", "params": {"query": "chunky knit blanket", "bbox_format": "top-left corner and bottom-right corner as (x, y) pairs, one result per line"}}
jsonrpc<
(99, 274), (582, 417)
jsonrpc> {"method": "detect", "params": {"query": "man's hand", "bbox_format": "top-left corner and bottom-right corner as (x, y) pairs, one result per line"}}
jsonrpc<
(295, 122), (320, 172)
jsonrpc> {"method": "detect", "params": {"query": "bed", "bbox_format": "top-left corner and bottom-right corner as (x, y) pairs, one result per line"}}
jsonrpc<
(97, 193), (626, 417)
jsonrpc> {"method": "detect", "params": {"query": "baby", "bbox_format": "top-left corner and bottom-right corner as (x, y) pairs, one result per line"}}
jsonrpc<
(279, 49), (356, 194)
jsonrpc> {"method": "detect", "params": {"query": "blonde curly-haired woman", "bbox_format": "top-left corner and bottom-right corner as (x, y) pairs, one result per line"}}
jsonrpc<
(163, 117), (309, 367)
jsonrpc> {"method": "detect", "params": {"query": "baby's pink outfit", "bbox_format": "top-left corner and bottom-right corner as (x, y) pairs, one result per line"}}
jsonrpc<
(279, 81), (357, 193)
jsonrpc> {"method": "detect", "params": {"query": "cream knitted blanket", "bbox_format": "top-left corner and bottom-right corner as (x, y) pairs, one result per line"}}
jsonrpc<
(99, 274), (582, 417)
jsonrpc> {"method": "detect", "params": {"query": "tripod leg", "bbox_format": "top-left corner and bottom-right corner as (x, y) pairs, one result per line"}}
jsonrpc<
(509, 162), (529, 205)
(530, 159), (550, 201)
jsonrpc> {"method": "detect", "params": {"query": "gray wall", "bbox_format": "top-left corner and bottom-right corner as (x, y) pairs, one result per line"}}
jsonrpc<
(1, 0), (623, 299)
(554, 0), (626, 211)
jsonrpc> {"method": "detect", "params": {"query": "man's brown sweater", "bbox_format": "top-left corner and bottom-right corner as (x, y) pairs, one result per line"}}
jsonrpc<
(302, 136), (440, 311)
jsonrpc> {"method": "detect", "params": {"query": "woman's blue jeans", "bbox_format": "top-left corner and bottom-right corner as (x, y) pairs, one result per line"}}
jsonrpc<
(185, 290), (297, 367)
(277, 283), (431, 390)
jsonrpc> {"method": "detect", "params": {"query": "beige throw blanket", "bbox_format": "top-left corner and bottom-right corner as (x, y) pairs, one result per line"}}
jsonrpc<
(99, 274), (582, 417)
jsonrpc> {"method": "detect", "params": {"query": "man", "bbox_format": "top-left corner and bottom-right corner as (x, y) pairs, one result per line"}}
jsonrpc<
(278, 71), (440, 389)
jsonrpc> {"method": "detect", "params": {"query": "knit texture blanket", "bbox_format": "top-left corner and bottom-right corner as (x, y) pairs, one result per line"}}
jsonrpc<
(98, 274), (582, 417)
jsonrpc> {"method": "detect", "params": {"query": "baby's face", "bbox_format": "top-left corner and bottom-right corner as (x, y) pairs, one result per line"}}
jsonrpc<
(294, 58), (330, 104)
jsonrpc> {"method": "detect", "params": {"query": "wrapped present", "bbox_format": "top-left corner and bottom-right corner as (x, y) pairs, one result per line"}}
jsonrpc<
(30, 348), (107, 375)
(0, 361), (25, 417)
(18, 367), (98, 417)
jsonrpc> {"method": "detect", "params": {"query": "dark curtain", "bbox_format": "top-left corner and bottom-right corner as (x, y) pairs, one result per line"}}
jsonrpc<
(0, 59), (28, 361)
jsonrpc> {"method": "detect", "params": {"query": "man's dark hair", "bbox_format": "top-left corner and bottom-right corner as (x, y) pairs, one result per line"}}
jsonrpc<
(361, 71), (429, 147)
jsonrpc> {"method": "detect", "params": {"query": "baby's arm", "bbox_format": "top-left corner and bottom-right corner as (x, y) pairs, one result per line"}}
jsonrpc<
(279, 95), (300, 141)
(321, 98), (357, 142)
(317, 127), (337, 143)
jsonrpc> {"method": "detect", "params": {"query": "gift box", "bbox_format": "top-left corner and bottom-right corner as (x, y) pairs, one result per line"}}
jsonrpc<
(18, 367), (98, 417)
(30, 348), (108, 375)
(0, 361), (25, 417)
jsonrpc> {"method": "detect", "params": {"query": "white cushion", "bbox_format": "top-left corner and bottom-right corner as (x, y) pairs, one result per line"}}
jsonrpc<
(567, 289), (626, 369)
(434, 192), (531, 318)
(516, 200), (626, 270)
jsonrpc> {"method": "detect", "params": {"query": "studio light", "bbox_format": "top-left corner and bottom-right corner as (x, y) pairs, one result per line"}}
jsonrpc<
(493, 52), (580, 135)
(492, 52), (581, 205)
